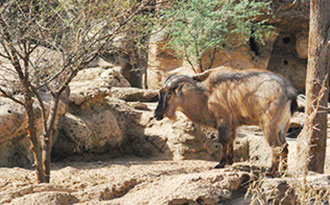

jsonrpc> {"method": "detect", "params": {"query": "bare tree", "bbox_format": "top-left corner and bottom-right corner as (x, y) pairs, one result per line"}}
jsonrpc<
(296, 0), (329, 174)
(0, 0), (154, 183)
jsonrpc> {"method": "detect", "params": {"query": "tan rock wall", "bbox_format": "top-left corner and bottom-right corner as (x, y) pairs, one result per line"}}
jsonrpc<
(147, 3), (310, 93)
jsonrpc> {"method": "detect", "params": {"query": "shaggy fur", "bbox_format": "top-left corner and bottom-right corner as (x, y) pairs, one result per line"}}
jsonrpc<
(154, 67), (298, 176)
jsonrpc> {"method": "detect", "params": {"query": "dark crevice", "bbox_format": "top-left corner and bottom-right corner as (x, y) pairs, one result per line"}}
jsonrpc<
(283, 60), (288, 65)
(282, 37), (291, 44)
(249, 36), (260, 56)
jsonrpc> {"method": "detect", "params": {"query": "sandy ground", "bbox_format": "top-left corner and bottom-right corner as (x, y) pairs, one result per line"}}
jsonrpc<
(1, 148), (329, 204)
(0, 135), (329, 204)
(0, 158), (226, 204)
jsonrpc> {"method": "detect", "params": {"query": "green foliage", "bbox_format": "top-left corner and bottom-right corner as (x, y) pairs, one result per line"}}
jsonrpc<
(156, 0), (274, 71)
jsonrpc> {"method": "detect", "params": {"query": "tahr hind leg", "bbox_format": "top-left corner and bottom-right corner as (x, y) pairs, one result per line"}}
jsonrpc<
(263, 121), (289, 177)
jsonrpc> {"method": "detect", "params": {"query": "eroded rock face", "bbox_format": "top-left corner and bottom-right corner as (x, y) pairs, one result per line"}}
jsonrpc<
(110, 170), (250, 205)
(1, 63), (222, 166)
(295, 32), (309, 59)
(0, 162), (251, 205)
(260, 178), (297, 205)
(147, 2), (310, 92)
(0, 46), (69, 168)
(267, 32), (307, 92)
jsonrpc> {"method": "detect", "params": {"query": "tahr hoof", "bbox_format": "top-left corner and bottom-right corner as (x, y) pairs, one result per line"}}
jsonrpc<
(214, 160), (226, 169)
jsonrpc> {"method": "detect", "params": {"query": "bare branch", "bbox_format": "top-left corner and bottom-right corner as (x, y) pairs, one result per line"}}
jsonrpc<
(0, 87), (24, 105)
(0, 49), (10, 59)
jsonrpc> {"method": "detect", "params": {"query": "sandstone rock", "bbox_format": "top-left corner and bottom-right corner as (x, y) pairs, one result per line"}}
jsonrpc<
(233, 137), (250, 163)
(147, 65), (196, 89)
(0, 46), (62, 96)
(69, 84), (110, 108)
(259, 33), (308, 93)
(235, 125), (330, 173)
(0, 98), (26, 144)
(0, 90), (68, 168)
(147, 4), (309, 92)
(54, 97), (222, 162)
(110, 87), (158, 102)
(0, 183), (77, 204)
(146, 34), (274, 90)
(1, 160), (250, 205)
(9, 192), (78, 205)
(110, 170), (250, 205)
(1, 157), (329, 205)
(73, 178), (142, 202)
(53, 97), (131, 157)
(141, 111), (222, 161)
(0, 45), (70, 167)
(69, 67), (130, 107)
(260, 178), (297, 205)
(260, 174), (330, 205)
(295, 32), (308, 59)
(0, 97), (32, 167)
(128, 102), (150, 111)
(148, 31), (183, 72)
(72, 67), (129, 87)
(87, 56), (114, 68)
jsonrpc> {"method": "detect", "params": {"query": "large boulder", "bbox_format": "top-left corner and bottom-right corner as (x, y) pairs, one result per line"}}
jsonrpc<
(53, 95), (222, 162)
(0, 98), (31, 167)
(52, 67), (134, 159)
(53, 97), (138, 158)
(69, 67), (130, 107)
(140, 111), (222, 161)
(0, 91), (68, 168)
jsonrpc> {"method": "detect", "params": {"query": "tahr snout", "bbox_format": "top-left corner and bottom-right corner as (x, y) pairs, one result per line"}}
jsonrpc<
(154, 103), (164, 120)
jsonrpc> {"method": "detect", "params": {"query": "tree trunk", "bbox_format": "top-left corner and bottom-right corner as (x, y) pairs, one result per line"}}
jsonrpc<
(296, 0), (329, 174)
(41, 133), (51, 183)
(41, 97), (60, 183)
(25, 96), (47, 183)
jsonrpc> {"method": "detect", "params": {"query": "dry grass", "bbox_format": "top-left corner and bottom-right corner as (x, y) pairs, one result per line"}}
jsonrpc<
(244, 168), (330, 205)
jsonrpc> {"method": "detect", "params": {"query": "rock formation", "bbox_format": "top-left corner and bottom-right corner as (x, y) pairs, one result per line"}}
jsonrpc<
(147, 2), (310, 92)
